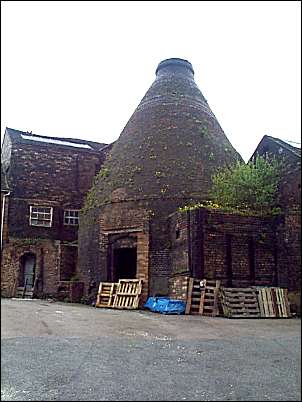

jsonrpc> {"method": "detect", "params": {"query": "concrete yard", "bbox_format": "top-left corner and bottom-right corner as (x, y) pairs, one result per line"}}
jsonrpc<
(1, 298), (301, 401)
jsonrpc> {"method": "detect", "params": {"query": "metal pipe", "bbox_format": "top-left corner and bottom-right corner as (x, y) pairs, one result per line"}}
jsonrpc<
(1, 191), (10, 250)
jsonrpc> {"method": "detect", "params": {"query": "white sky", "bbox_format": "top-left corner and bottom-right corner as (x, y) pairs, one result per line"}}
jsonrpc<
(1, 1), (301, 161)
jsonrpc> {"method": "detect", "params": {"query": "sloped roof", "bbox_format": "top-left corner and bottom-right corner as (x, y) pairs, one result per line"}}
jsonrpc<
(87, 58), (242, 207)
(250, 135), (301, 161)
(5, 127), (107, 152)
(267, 136), (301, 157)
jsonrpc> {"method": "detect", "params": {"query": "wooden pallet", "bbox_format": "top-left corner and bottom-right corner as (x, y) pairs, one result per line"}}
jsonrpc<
(255, 287), (291, 318)
(185, 278), (202, 315)
(95, 282), (118, 308)
(185, 278), (221, 316)
(113, 279), (142, 309)
(199, 280), (221, 317)
(219, 287), (260, 318)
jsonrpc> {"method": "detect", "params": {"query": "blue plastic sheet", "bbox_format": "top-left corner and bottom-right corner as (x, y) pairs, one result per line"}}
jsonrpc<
(144, 297), (186, 314)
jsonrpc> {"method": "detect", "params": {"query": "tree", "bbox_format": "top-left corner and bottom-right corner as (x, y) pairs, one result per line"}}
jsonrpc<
(209, 155), (283, 215)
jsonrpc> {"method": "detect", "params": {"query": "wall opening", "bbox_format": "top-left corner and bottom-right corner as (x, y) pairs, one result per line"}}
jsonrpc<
(113, 248), (137, 281)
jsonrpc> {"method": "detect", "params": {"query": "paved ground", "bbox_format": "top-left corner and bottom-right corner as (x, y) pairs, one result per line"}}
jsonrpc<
(1, 298), (301, 401)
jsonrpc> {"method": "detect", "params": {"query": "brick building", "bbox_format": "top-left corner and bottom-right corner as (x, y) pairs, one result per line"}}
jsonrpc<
(1, 58), (300, 311)
(77, 58), (300, 307)
(77, 58), (242, 304)
(0, 128), (110, 299)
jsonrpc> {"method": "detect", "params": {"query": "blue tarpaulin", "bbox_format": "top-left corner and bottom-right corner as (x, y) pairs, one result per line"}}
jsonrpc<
(144, 297), (186, 314)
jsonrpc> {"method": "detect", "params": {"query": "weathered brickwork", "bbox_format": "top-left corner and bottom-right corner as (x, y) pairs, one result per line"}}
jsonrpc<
(59, 244), (78, 281)
(78, 58), (242, 301)
(1, 239), (59, 297)
(168, 208), (300, 297)
(78, 201), (151, 303)
(2, 60), (300, 310)
(1, 128), (107, 298)
(276, 212), (301, 291)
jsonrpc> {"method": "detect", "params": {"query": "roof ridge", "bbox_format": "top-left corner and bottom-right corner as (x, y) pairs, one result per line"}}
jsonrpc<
(265, 135), (301, 157)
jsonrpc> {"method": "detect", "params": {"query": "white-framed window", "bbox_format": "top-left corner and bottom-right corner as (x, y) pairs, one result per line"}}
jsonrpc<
(64, 209), (79, 226)
(29, 206), (53, 227)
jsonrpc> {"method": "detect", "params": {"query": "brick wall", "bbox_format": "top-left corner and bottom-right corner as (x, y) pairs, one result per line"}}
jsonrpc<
(168, 208), (300, 294)
(5, 143), (103, 241)
(78, 201), (150, 303)
(276, 212), (301, 292)
(59, 244), (78, 281)
(9, 143), (101, 201)
(78, 197), (194, 301)
(0, 133), (109, 301)
(1, 238), (59, 297)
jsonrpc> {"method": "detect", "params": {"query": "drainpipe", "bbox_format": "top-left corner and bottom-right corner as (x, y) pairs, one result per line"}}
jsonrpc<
(1, 191), (10, 250)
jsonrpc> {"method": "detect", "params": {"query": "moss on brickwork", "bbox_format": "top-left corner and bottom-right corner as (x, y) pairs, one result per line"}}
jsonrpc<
(82, 60), (242, 214)
(79, 59), (244, 292)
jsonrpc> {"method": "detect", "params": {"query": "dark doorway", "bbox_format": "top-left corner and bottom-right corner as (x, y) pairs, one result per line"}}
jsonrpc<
(113, 248), (137, 281)
(20, 253), (36, 290)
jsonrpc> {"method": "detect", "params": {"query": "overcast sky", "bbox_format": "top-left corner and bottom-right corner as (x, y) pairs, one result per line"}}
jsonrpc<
(1, 1), (301, 161)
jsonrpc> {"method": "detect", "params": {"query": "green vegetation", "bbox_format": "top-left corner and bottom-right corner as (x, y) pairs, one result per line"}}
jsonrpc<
(179, 155), (283, 216)
(99, 167), (110, 178)
(209, 155), (283, 215)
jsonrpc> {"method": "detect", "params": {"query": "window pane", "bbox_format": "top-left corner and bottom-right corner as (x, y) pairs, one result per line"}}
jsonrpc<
(30, 206), (53, 227)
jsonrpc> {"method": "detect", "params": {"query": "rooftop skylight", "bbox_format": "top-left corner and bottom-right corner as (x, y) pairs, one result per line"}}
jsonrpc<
(20, 134), (92, 149)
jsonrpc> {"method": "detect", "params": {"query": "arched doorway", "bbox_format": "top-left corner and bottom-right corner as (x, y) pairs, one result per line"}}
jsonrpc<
(19, 253), (36, 290)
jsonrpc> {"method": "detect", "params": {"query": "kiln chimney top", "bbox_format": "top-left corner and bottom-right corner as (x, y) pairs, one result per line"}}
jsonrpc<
(155, 58), (194, 76)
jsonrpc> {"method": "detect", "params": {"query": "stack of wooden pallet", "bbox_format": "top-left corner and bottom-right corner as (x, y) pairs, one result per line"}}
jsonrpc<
(185, 278), (221, 316)
(219, 286), (292, 318)
(254, 287), (291, 318)
(95, 279), (142, 310)
(219, 287), (260, 318)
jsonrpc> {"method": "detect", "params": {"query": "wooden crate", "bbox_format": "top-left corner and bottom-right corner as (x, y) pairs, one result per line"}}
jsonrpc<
(219, 287), (260, 318)
(113, 279), (142, 309)
(95, 282), (118, 308)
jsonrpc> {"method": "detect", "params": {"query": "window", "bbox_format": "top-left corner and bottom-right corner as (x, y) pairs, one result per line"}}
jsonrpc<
(29, 206), (53, 227)
(64, 209), (79, 225)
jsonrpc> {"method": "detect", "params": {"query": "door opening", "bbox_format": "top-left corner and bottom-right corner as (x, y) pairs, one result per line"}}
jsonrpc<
(20, 253), (36, 290)
(113, 248), (137, 281)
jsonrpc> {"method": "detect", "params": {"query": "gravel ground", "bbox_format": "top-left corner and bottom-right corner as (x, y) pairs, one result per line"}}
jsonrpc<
(1, 298), (301, 401)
